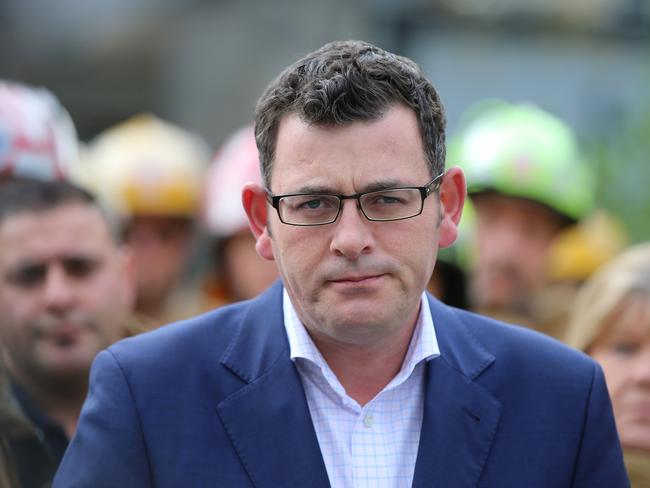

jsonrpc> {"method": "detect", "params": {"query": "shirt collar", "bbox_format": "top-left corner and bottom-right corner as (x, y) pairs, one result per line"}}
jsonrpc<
(283, 288), (440, 388)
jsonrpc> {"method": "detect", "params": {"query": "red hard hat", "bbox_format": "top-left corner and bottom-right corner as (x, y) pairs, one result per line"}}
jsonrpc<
(203, 125), (262, 237)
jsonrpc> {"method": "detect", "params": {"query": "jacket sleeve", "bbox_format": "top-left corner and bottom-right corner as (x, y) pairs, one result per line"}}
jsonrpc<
(53, 350), (152, 488)
(571, 362), (630, 488)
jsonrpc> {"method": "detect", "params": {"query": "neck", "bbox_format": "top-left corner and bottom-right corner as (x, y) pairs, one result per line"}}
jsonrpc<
(311, 312), (419, 406)
(135, 297), (169, 325)
(9, 365), (88, 439)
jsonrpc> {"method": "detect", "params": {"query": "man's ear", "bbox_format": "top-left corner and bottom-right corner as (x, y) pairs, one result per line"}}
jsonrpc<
(242, 182), (275, 261)
(438, 166), (466, 249)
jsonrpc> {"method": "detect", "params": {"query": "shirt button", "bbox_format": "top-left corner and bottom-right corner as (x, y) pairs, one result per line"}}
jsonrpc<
(363, 413), (374, 428)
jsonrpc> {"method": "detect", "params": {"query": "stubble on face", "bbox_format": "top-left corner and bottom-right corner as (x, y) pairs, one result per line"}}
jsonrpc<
(0, 204), (129, 391)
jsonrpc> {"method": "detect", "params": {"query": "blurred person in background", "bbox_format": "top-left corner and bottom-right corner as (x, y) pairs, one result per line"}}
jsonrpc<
(0, 81), (137, 487)
(0, 179), (136, 488)
(426, 198), (474, 310)
(565, 243), (650, 486)
(426, 256), (469, 309)
(2, 79), (79, 488)
(80, 114), (210, 329)
(539, 209), (628, 338)
(201, 125), (278, 307)
(451, 99), (594, 332)
(0, 179), (134, 487)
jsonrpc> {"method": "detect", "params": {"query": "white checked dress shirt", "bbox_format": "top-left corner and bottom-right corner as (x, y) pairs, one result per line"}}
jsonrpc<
(283, 290), (440, 488)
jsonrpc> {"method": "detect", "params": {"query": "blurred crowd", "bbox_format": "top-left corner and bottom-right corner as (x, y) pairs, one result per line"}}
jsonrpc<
(0, 79), (648, 486)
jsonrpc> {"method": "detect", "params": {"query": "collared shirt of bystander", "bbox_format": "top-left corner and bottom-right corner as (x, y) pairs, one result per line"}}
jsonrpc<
(284, 289), (440, 488)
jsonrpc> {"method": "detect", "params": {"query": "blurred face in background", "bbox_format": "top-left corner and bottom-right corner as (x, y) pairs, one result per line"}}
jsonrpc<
(0, 203), (134, 388)
(123, 216), (194, 313)
(469, 192), (564, 315)
(590, 293), (650, 453)
(221, 230), (278, 301)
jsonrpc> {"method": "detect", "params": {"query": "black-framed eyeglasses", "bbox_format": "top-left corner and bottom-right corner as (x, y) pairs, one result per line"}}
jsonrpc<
(266, 173), (444, 226)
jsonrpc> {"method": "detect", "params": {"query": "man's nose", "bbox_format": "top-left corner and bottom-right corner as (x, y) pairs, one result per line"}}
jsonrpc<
(329, 200), (374, 259)
(481, 224), (526, 264)
(632, 345), (650, 386)
(43, 265), (75, 314)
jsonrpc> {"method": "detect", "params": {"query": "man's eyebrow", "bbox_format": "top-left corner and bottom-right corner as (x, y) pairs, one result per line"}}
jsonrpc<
(285, 185), (337, 195)
(9, 259), (46, 272)
(10, 254), (97, 270)
(362, 179), (409, 192)
(285, 179), (411, 195)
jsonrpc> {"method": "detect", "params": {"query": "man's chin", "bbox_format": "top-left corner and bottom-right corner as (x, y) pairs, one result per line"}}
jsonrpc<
(25, 360), (92, 392)
(324, 288), (390, 315)
(36, 347), (99, 378)
(317, 301), (399, 340)
(327, 319), (392, 346)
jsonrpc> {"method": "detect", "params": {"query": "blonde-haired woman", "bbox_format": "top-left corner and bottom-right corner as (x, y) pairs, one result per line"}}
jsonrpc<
(566, 243), (650, 486)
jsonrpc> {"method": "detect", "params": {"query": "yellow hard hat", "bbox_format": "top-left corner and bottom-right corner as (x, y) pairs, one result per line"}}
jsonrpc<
(82, 114), (210, 218)
(545, 209), (628, 282)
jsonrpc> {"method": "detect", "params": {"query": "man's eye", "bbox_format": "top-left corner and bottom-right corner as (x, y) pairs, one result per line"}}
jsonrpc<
(7, 266), (46, 287)
(366, 192), (408, 206)
(299, 199), (325, 210)
(376, 195), (403, 205)
(63, 258), (98, 278)
(610, 342), (639, 356)
(292, 196), (336, 211)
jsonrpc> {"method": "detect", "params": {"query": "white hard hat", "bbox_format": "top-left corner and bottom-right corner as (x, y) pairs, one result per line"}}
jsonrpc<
(203, 125), (262, 237)
(0, 80), (79, 181)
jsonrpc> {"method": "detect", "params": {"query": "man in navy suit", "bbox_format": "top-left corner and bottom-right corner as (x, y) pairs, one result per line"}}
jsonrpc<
(55, 40), (629, 487)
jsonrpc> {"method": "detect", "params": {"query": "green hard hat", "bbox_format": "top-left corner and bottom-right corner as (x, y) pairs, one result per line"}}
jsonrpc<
(449, 99), (594, 222)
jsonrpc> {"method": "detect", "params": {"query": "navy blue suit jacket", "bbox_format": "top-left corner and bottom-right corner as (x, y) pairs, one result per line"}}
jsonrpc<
(54, 282), (629, 487)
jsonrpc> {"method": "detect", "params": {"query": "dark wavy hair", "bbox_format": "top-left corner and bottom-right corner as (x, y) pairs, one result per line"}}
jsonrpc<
(254, 40), (446, 187)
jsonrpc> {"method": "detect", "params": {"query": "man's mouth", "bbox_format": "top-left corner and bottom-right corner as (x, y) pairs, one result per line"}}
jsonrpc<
(43, 323), (85, 347)
(329, 274), (384, 284)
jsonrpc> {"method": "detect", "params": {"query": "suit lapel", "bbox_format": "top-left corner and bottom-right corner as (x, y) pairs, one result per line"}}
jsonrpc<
(412, 297), (502, 488)
(217, 282), (330, 488)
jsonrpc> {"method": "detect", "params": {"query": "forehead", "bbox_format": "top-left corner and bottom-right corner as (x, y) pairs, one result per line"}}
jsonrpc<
(271, 104), (429, 192)
(473, 193), (560, 221)
(609, 293), (650, 337)
(0, 203), (115, 265)
(472, 193), (565, 236)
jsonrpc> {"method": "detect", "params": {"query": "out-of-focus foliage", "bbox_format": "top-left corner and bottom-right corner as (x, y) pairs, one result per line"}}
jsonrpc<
(435, 0), (623, 30)
(588, 106), (650, 243)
